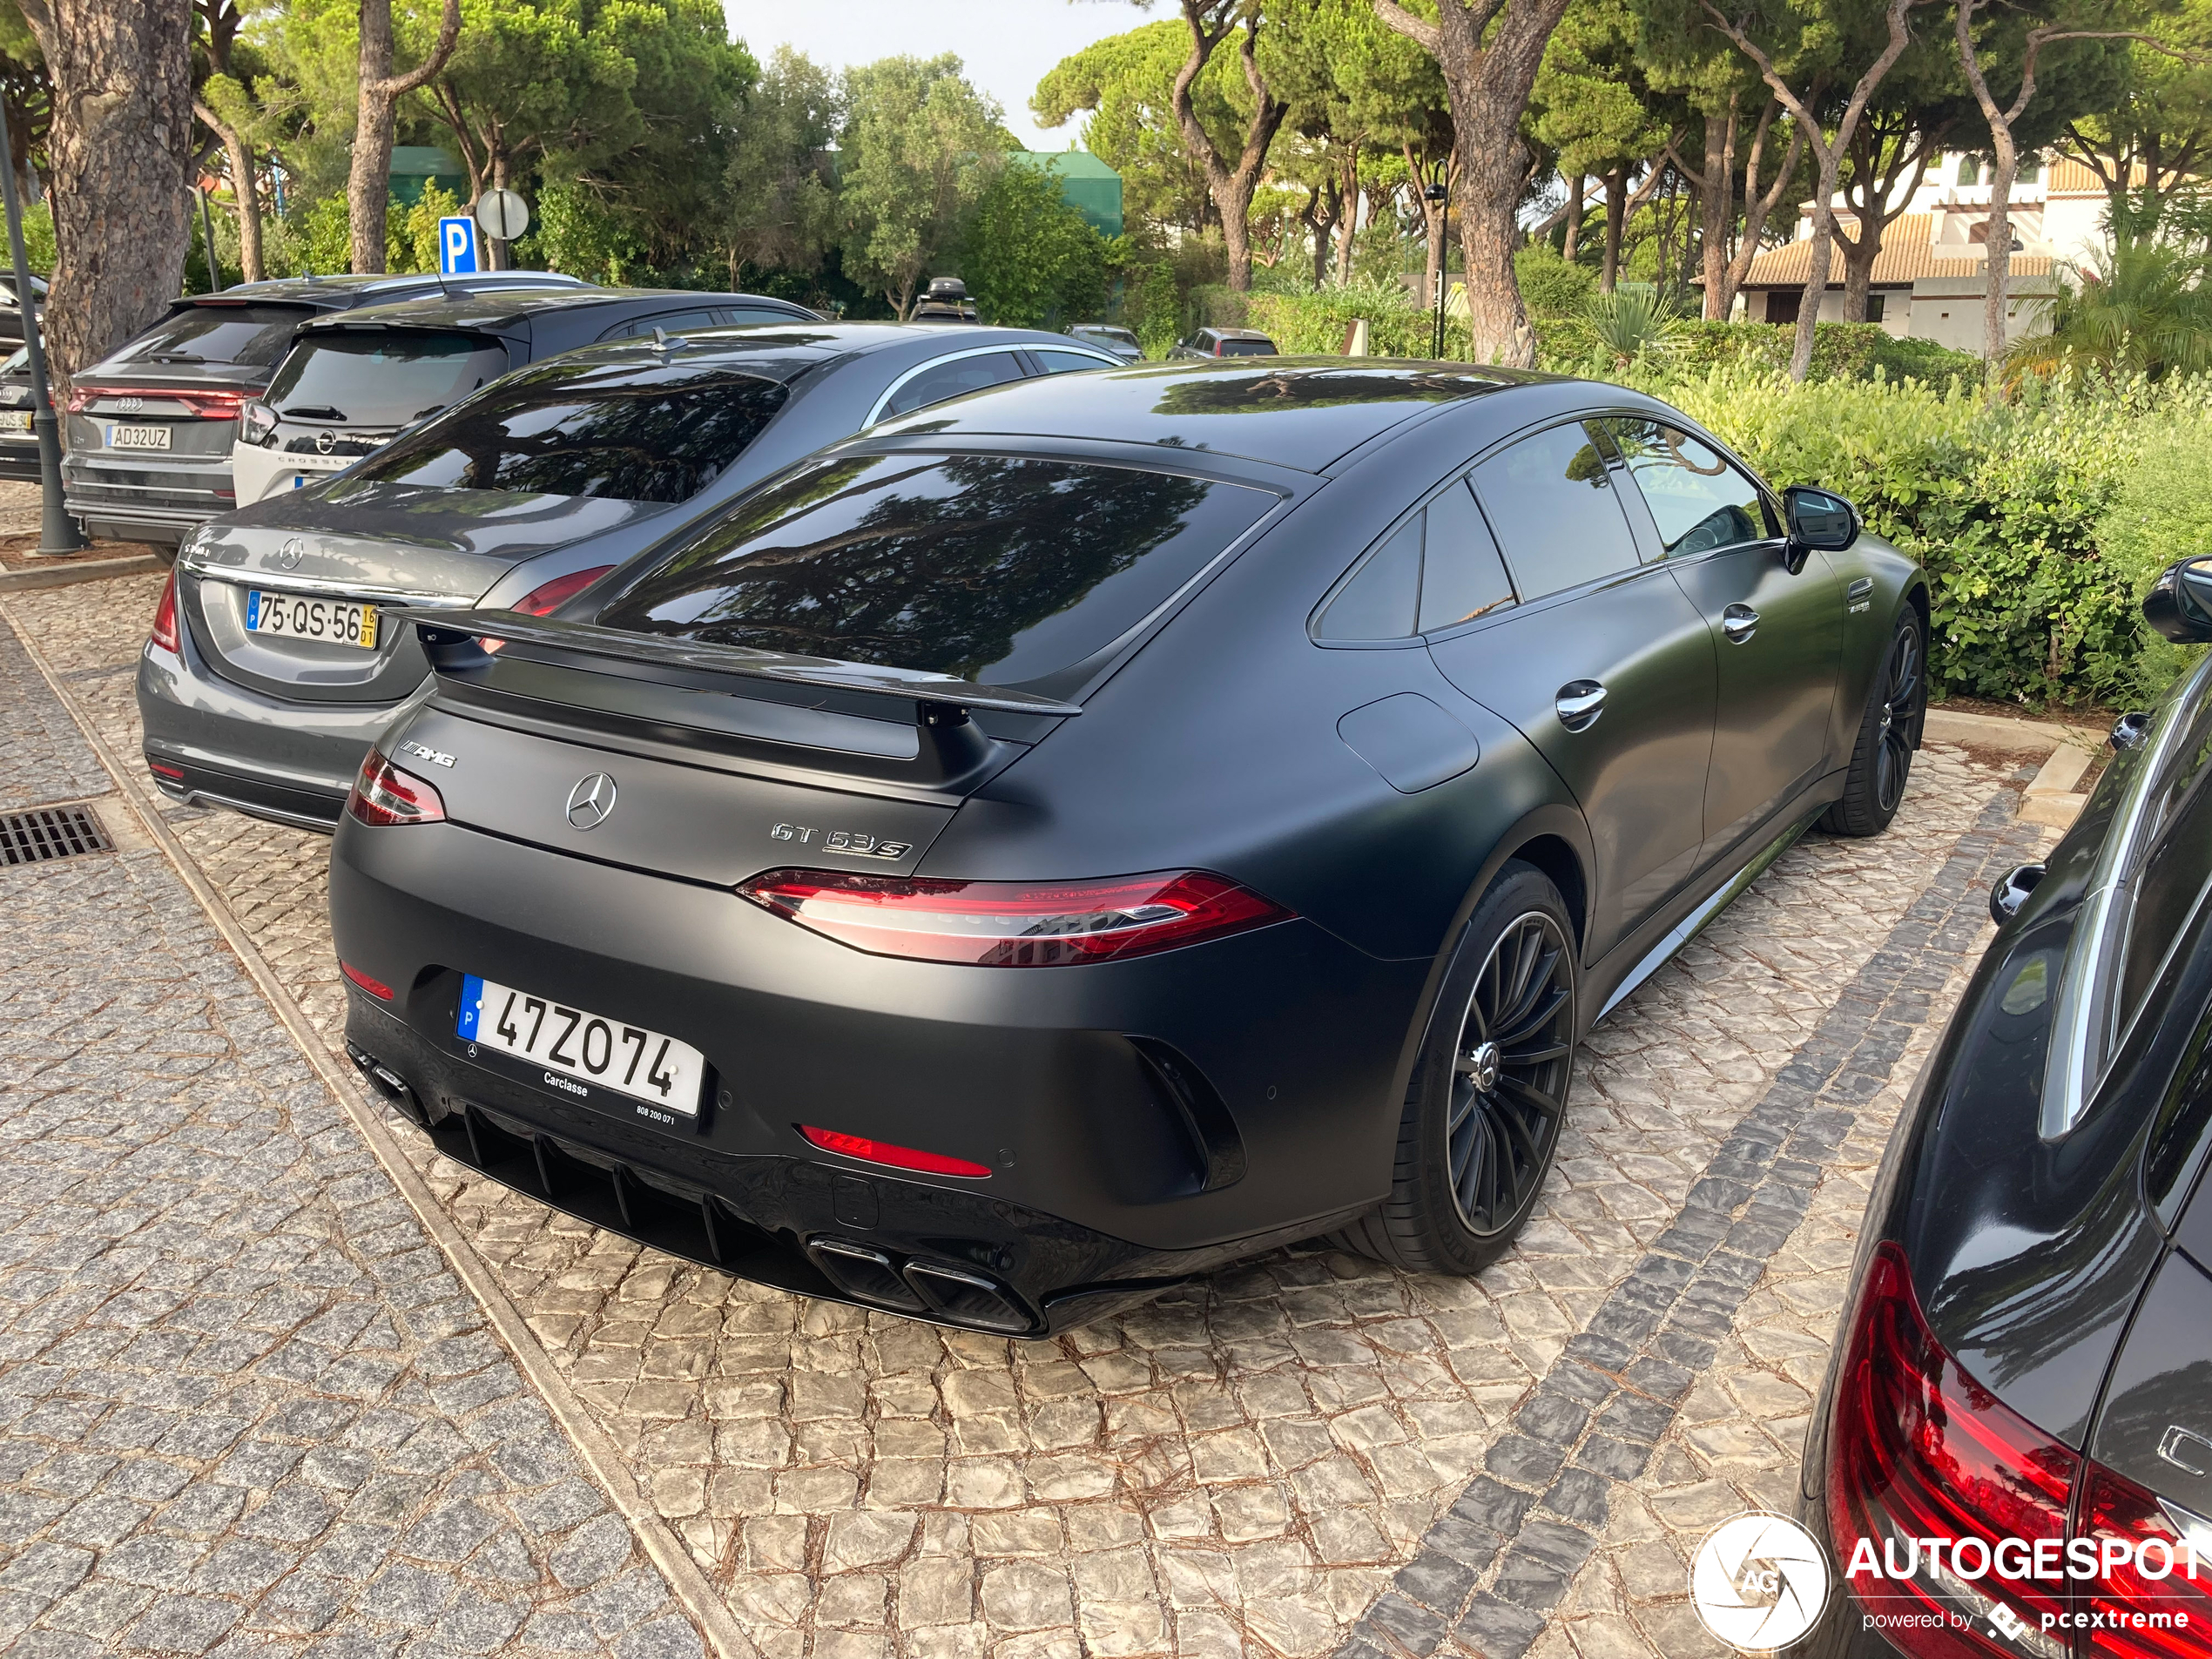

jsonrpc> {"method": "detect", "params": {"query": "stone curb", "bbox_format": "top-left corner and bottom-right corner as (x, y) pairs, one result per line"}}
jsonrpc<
(1327, 792), (2046, 1659)
(0, 593), (763, 1659)
(0, 552), (166, 591)
(1926, 708), (2101, 832)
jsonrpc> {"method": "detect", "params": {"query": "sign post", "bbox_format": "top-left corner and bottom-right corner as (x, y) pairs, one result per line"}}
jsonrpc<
(437, 215), (480, 275)
(473, 189), (529, 272)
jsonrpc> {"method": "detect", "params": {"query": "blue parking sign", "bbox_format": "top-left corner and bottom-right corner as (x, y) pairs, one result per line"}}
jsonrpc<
(438, 216), (479, 274)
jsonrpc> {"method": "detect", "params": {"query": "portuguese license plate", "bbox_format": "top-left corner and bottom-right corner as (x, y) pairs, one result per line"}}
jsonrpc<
(108, 423), (172, 449)
(458, 974), (706, 1118)
(0, 410), (29, 431)
(246, 590), (379, 650)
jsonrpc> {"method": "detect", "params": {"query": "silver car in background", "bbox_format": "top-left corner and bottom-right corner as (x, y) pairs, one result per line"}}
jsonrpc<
(140, 323), (1117, 826)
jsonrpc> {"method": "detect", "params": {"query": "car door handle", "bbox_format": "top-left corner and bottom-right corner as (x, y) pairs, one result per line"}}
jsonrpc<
(1722, 604), (1758, 644)
(1556, 680), (1606, 732)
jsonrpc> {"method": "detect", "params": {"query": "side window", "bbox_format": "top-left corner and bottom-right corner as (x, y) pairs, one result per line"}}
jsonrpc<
(1470, 422), (1641, 600)
(1602, 418), (1776, 558)
(880, 351), (1026, 418)
(1318, 516), (1421, 639)
(1032, 348), (1111, 375)
(719, 306), (805, 327)
(1317, 481), (1519, 641)
(598, 308), (720, 343)
(1419, 480), (1516, 633)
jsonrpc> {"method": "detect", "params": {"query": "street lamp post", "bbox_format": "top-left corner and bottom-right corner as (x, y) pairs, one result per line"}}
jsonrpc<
(1425, 181), (1450, 360)
(0, 111), (83, 555)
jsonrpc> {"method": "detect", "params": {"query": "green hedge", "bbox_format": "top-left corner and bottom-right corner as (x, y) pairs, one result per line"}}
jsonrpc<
(1659, 365), (2212, 706)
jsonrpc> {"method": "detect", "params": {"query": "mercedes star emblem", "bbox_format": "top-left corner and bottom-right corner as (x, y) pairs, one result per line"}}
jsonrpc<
(314, 428), (336, 455)
(565, 772), (618, 831)
(278, 537), (305, 570)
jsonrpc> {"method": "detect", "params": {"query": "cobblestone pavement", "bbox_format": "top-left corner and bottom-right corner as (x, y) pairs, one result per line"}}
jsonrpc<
(0, 609), (706, 1659)
(4, 576), (2055, 1658)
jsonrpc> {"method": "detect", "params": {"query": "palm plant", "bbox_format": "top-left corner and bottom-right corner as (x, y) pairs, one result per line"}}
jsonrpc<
(1582, 287), (1681, 370)
(2007, 240), (2212, 381)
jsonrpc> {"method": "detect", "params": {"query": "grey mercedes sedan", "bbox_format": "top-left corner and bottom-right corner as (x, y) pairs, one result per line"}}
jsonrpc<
(138, 323), (1118, 827)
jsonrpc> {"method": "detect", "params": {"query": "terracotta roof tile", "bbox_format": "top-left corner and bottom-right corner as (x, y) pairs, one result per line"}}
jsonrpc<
(1737, 215), (2054, 288)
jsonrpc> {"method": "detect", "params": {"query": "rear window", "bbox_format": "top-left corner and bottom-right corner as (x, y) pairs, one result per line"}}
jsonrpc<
(1219, 336), (1276, 357)
(108, 303), (314, 370)
(598, 454), (1275, 685)
(266, 331), (509, 427)
(347, 358), (789, 503)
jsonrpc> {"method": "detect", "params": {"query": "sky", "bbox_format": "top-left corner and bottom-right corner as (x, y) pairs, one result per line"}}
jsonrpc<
(721, 0), (1158, 152)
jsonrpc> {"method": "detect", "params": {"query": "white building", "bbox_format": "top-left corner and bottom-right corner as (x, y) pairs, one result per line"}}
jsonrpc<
(1727, 152), (2117, 352)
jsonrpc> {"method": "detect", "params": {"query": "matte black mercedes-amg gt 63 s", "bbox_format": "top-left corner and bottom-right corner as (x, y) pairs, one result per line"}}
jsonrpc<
(329, 360), (1927, 1334)
(1799, 556), (2212, 1658)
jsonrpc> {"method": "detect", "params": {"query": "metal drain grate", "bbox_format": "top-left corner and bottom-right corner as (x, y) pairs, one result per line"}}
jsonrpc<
(0, 805), (112, 867)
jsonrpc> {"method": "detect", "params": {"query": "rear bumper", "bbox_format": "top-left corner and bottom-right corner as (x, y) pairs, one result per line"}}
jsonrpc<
(64, 452), (234, 544)
(137, 637), (416, 825)
(329, 815), (1429, 1329)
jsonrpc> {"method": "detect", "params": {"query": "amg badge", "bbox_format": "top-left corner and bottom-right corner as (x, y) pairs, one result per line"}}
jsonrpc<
(771, 823), (912, 861)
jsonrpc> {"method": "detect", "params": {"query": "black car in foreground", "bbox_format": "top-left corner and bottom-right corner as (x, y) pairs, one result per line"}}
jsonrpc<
(142, 323), (1116, 829)
(1800, 556), (2212, 1658)
(61, 272), (587, 546)
(328, 360), (1925, 1335)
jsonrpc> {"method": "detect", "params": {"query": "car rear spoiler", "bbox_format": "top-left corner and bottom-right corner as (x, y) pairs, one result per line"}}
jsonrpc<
(412, 610), (1083, 720)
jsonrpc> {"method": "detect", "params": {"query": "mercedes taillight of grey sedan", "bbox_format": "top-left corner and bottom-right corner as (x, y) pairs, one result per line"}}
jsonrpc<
(328, 361), (1926, 1334)
(138, 324), (1116, 828)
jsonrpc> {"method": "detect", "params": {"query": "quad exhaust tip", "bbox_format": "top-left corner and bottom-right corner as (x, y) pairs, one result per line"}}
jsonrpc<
(806, 1236), (1037, 1334)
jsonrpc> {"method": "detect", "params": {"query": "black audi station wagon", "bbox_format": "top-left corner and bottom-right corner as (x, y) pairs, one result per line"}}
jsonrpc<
(328, 360), (1925, 1334)
(1799, 556), (2212, 1659)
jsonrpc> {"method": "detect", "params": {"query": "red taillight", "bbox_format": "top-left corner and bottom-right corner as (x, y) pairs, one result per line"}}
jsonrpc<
(172, 389), (247, 421)
(509, 564), (615, 618)
(341, 961), (395, 1001)
(64, 386), (244, 420)
(346, 749), (447, 827)
(735, 869), (1293, 966)
(149, 568), (180, 652)
(2076, 1463), (2212, 1656)
(799, 1125), (992, 1177)
(1829, 1243), (2080, 1655)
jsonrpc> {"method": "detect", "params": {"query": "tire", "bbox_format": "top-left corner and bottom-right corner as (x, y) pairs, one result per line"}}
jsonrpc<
(1334, 860), (1577, 1276)
(1820, 606), (1925, 838)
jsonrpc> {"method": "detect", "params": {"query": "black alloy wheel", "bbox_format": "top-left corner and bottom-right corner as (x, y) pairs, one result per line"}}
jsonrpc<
(1447, 910), (1574, 1236)
(1337, 860), (1579, 1275)
(1823, 608), (1925, 838)
(1874, 620), (1922, 818)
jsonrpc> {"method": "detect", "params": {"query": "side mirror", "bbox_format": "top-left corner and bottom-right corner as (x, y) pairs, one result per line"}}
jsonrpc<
(2142, 554), (2212, 644)
(1990, 861), (2046, 927)
(1784, 485), (1860, 562)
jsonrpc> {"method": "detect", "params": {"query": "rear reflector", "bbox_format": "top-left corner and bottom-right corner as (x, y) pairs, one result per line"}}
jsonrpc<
(341, 961), (394, 1001)
(147, 760), (185, 782)
(737, 869), (1292, 966)
(347, 748), (447, 827)
(799, 1125), (992, 1178)
(149, 568), (179, 653)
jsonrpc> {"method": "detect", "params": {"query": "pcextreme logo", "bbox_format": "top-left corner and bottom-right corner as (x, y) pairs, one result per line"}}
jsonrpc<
(1691, 1512), (1831, 1650)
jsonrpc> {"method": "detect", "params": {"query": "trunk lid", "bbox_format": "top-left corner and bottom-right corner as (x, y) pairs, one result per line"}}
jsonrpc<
(386, 610), (1079, 884)
(180, 486), (673, 705)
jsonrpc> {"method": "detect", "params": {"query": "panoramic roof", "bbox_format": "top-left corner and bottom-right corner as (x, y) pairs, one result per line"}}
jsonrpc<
(876, 358), (1535, 472)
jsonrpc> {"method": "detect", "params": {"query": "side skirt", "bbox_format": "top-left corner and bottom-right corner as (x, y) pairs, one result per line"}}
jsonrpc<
(1595, 811), (1816, 1024)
